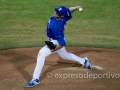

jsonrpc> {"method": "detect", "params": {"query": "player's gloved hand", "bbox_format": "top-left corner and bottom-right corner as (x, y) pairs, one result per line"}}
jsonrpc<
(45, 41), (56, 50)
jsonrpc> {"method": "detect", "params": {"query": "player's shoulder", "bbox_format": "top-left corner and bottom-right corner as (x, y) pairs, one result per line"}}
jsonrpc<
(49, 16), (66, 25)
(49, 16), (54, 20)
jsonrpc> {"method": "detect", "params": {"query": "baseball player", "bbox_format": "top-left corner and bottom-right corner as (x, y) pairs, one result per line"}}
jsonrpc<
(27, 6), (92, 88)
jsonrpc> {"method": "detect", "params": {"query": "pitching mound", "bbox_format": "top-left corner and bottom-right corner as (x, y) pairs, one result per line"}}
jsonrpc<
(0, 47), (120, 90)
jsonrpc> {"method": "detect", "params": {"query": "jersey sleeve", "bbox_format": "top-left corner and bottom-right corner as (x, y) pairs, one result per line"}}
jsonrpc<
(64, 8), (72, 21)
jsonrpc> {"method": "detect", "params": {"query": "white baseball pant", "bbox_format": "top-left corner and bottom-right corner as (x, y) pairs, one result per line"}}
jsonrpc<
(32, 40), (85, 80)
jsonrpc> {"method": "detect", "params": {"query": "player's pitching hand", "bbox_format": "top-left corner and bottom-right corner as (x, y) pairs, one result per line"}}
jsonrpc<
(76, 6), (83, 12)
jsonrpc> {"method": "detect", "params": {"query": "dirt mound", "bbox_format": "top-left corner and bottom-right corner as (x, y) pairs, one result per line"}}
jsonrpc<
(0, 47), (120, 90)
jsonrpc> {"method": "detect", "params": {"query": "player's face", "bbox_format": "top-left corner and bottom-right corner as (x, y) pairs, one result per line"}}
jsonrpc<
(54, 12), (60, 17)
(54, 12), (61, 18)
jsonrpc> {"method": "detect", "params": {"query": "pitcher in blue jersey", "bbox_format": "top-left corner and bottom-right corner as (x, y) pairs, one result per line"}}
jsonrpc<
(27, 6), (92, 88)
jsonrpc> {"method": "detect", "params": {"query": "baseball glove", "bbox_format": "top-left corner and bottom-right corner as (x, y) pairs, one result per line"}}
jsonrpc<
(45, 41), (56, 50)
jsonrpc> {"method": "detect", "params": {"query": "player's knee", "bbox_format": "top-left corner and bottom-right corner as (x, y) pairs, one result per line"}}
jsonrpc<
(38, 52), (45, 58)
(38, 53), (41, 56)
(38, 51), (51, 58)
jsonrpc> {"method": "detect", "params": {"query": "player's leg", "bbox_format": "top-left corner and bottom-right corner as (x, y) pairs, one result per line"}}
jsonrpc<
(27, 45), (52, 87)
(31, 39), (59, 81)
(32, 45), (52, 79)
(56, 47), (85, 65)
(56, 47), (92, 70)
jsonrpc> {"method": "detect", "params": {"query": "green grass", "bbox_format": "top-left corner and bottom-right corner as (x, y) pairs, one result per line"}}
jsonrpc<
(0, 0), (120, 50)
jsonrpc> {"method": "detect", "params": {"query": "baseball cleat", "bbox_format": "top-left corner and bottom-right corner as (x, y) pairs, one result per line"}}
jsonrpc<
(27, 79), (40, 88)
(84, 57), (92, 70)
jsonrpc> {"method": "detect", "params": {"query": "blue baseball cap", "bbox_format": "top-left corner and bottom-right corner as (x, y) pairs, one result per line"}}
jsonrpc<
(54, 6), (69, 16)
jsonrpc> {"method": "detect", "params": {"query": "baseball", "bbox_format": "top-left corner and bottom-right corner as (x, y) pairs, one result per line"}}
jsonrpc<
(79, 8), (83, 12)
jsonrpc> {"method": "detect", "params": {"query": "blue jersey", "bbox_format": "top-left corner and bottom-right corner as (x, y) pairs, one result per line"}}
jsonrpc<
(46, 10), (72, 46)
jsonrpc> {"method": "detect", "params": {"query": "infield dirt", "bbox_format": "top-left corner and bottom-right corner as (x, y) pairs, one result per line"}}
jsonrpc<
(0, 47), (120, 90)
